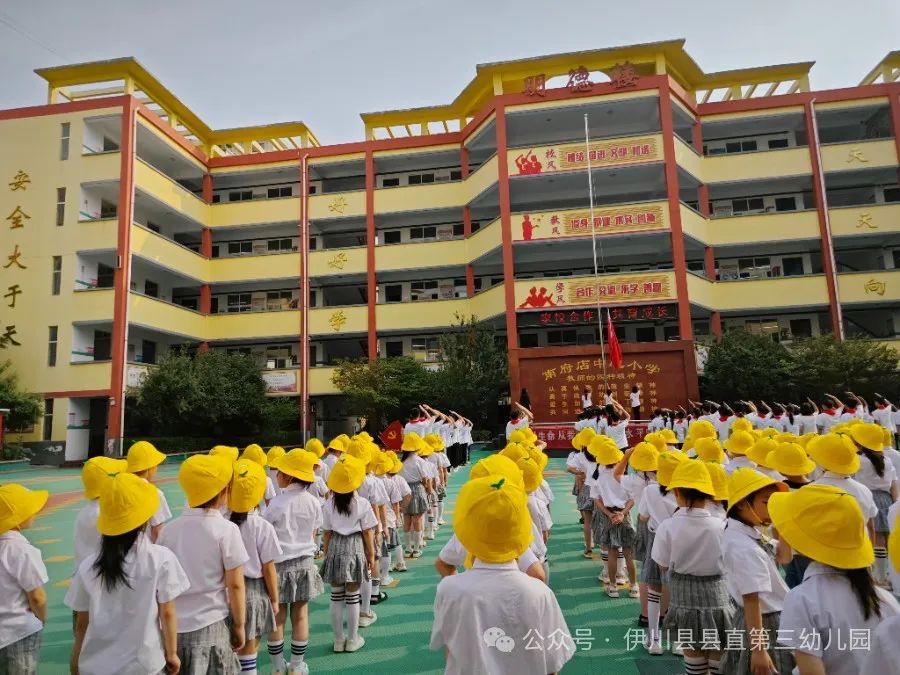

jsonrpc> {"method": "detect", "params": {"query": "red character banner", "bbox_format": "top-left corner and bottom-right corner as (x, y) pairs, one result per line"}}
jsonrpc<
(514, 203), (667, 242)
(509, 135), (660, 176)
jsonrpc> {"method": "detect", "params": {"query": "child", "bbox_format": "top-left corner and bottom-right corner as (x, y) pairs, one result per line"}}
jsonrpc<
(323, 435), (350, 470)
(767, 441), (814, 491)
(809, 433), (879, 538)
(0, 484), (49, 675)
(158, 455), (248, 674)
(567, 428), (598, 558)
(816, 394), (844, 433)
(713, 404), (736, 442)
(126, 440), (172, 541)
(240, 444), (277, 514)
(773, 484), (900, 672)
(66, 472), (189, 675)
(623, 442), (658, 626)
(73, 456), (127, 573)
(374, 452), (401, 585)
(505, 401), (533, 439)
(264, 450), (325, 675)
(518, 457), (551, 581)
(651, 459), (735, 674)
(386, 454), (411, 573)
(603, 399), (631, 451)
(267, 446), (286, 484)
(430, 475), (575, 675)
(746, 438), (784, 480)
(320, 455), (377, 653)
(703, 461), (730, 521)
(589, 436), (638, 598)
(672, 411), (688, 445)
(721, 469), (793, 675)
(863, 526), (900, 672)
(398, 433), (431, 559)
(723, 431), (756, 475)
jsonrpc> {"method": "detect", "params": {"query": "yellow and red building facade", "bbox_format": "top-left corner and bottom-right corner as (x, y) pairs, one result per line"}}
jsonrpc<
(0, 40), (898, 459)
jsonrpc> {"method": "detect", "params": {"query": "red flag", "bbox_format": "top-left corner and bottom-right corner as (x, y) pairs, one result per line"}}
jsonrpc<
(379, 421), (403, 450)
(606, 309), (623, 369)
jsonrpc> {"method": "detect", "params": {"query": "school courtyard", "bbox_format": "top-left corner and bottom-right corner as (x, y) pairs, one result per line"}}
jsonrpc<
(3, 449), (684, 674)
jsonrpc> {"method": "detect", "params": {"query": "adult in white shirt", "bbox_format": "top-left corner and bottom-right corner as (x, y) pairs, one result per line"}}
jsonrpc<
(505, 401), (533, 439)
(628, 385), (642, 420)
(603, 399), (631, 450)
(581, 387), (593, 410)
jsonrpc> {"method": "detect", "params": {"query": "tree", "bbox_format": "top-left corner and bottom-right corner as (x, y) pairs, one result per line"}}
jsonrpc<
(332, 357), (432, 430)
(0, 360), (42, 432)
(432, 314), (508, 429)
(701, 331), (795, 402)
(790, 336), (899, 400)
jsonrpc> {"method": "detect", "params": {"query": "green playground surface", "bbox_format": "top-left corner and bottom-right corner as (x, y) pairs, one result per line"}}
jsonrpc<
(1, 452), (683, 674)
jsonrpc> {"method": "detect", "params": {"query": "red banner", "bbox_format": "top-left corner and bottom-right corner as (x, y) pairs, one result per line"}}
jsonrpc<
(533, 422), (649, 449)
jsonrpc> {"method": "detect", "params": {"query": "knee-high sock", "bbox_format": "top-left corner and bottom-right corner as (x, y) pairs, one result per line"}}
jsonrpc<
(542, 560), (550, 583)
(438, 500), (445, 522)
(647, 589), (661, 643)
(708, 658), (724, 674)
(394, 542), (405, 565)
(360, 578), (372, 615)
(683, 656), (708, 675)
(345, 591), (361, 640)
(330, 587), (346, 640)
(238, 653), (257, 674)
(403, 530), (412, 549)
(380, 552), (391, 581)
(370, 575), (381, 601)
(267, 640), (285, 673)
(874, 547), (888, 582)
(289, 641), (308, 670)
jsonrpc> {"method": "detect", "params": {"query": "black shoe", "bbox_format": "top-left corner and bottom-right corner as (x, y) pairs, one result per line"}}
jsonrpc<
(636, 615), (648, 628)
(371, 592), (389, 605)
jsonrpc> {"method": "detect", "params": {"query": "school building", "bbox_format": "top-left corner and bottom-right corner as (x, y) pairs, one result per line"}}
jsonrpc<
(0, 40), (898, 459)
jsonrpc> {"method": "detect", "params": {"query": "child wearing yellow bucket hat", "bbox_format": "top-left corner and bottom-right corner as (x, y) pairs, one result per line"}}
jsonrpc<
(703, 461), (730, 520)
(72, 456), (127, 572)
(126, 440), (172, 542)
(157, 455), (248, 672)
(864, 525), (900, 672)
(266, 446), (286, 483)
(623, 442), (658, 629)
(567, 427), (600, 558)
(723, 431), (757, 475)
(720, 468), (793, 675)
(259, 450), (325, 675)
(320, 455), (378, 654)
(383, 453), (411, 574)
(372, 452), (401, 586)
(323, 434), (350, 471)
(0, 484), (49, 674)
(398, 433), (432, 559)
(240, 443), (278, 514)
(651, 459), (736, 669)
(771, 484), (900, 672)
(431, 475), (575, 675)
(745, 438), (783, 481)
(65, 472), (189, 675)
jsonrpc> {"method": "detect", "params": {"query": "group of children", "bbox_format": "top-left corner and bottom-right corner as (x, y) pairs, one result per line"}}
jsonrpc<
(0, 423), (460, 675)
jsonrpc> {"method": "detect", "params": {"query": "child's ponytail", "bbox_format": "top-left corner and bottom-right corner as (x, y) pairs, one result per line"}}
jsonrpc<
(845, 567), (882, 620)
(93, 524), (145, 591)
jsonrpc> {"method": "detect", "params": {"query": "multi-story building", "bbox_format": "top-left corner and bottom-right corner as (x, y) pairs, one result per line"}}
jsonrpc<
(1, 40), (898, 459)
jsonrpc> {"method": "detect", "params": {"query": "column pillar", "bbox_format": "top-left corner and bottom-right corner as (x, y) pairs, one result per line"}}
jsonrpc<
(365, 151), (377, 361)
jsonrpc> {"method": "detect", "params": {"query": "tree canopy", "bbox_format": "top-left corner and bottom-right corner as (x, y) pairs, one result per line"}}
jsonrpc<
(0, 360), (42, 432)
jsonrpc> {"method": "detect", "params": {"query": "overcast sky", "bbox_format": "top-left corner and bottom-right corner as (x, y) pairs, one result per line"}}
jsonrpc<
(1, 0), (897, 144)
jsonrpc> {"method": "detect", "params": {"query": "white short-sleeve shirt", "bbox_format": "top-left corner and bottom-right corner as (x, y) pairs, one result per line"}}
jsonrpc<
(863, 614), (900, 675)
(0, 531), (48, 649)
(148, 484), (172, 528)
(813, 473), (878, 520)
(722, 519), (788, 613)
(438, 535), (538, 574)
(570, 451), (599, 487)
(779, 562), (900, 674)
(638, 482), (677, 532)
(430, 561), (575, 675)
(725, 455), (757, 475)
(399, 455), (429, 484)
(589, 469), (629, 509)
(673, 420), (688, 442)
(872, 405), (894, 431)
(236, 513), (283, 578)
(714, 415), (735, 442)
(505, 417), (530, 439)
(157, 508), (249, 633)
(604, 421), (629, 450)
(73, 500), (101, 572)
(359, 475), (390, 507)
(527, 494), (549, 534)
(390, 474), (411, 502)
(816, 410), (843, 433)
(321, 494), (378, 536)
(651, 508), (725, 576)
(263, 484), (321, 563)
(796, 414), (818, 435)
(629, 391), (641, 408)
(854, 454), (896, 493)
(64, 535), (190, 675)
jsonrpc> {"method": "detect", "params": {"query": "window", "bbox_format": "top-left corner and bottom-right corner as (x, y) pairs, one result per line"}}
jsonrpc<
(410, 280), (439, 300)
(56, 188), (66, 226)
(408, 174), (421, 185)
(97, 263), (114, 288)
(308, 289), (317, 307)
(693, 321), (710, 336)
(471, 221), (482, 234)
(768, 138), (789, 149)
(309, 237), (317, 251)
(782, 256), (804, 277)
(60, 123), (70, 160)
(309, 344), (318, 366)
(146, 221), (161, 233)
(663, 325), (680, 341)
(211, 194), (221, 203)
(732, 197), (765, 214)
(228, 190), (253, 202)
(775, 197), (797, 212)
(226, 293), (252, 313)
(267, 186), (292, 198)
(519, 333), (539, 348)
(43, 399), (54, 441)
(94, 330), (112, 360)
(144, 280), (159, 298)
(894, 250), (900, 268)
(175, 297), (198, 311)
(410, 226), (437, 240)
(142, 340), (157, 365)
(547, 329), (578, 346)
(738, 257), (772, 279)
(383, 230), (401, 245)
(100, 199), (117, 219)
(267, 238), (294, 252)
(47, 326), (58, 367)
(884, 187), (900, 203)
(227, 241), (252, 256)
(635, 326), (657, 342)
(725, 139), (757, 154)
(102, 136), (119, 152)
(385, 341), (404, 357)
(450, 169), (462, 181)
(51, 256), (61, 295)
(382, 177), (400, 188)
(789, 318), (813, 339)
(266, 290), (294, 311)
(385, 285), (403, 303)
(453, 223), (465, 237)
(745, 319), (780, 342)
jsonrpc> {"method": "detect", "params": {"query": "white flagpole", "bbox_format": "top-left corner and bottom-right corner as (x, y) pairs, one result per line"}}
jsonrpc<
(584, 113), (608, 387)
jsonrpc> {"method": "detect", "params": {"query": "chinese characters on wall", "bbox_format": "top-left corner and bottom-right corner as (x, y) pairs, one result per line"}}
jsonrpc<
(516, 204), (666, 241)
(517, 304), (677, 328)
(511, 136), (660, 176)
(517, 274), (673, 309)
(1, 170), (30, 348)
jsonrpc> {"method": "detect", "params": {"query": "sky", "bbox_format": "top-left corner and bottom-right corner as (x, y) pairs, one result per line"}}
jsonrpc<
(1, 0), (898, 145)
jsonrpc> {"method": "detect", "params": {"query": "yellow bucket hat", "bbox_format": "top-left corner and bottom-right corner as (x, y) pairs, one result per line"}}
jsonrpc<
(356, 431), (373, 442)
(276, 449), (320, 482)
(682, 436), (695, 454)
(758, 427), (779, 439)
(688, 420), (716, 440)
(417, 440), (435, 457)
(572, 427), (596, 450)
(499, 442), (528, 463)
(470, 454), (525, 488)
(727, 467), (788, 513)
(0, 484), (48, 534)
(209, 445), (239, 463)
(724, 431), (755, 457)
(523, 427), (537, 443)
(776, 432), (799, 445)
(373, 451), (394, 476)
(454, 475), (533, 563)
(528, 447), (548, 471)
(657, 450), (687, 488)
(704, 461), (730, 501)
(266, 446), (286, 466)
(228, 459), (267, 513)
(629, 442), (659, 472)
(588, 436), (623, 465)
(305, 438), (327, 458)
(346, 438), (373, 465)
(81, 456), (128, 500)
(668, 459), (714, 497)
(732, 417), (753, 434)
(769, 484), (874, 569)
(747, 438), (778, 468)
(328, 434), (350, 453)
(387, 453), (403, 474)
(659, 429), (678, 445)
(424, 434), (445, 451)
(508, 429), (527, 445)
(327, 454), (366, 494)
(768, 442), (816, 477)
(882, 427), (893, 448)
(849, 423), (886, 452)
(890, 527), (900, 575)
(644, 432), (666, 451)
(694, 437), (725, 463)
(241, 443), (267, 467)
(808, 433), (860, 475)
(97, 473), (159, 536)
(179, 455), (234, 508)
(401, 433), (423, 453)
(517, 457), (543, 493)
(796, 432), (816, 449)
(126, 440), (167, 473)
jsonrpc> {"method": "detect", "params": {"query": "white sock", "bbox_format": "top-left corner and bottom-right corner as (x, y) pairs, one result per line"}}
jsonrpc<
(360, 578), (372, 614)
(289, 640), (308, 669)
(875, 547), (888, 582)
(438, 501), (445, 522)
(416, 530), (424, 549)
(684, 655), (708, 674)
(403, 530), (411, 549)
(394, 543), (405, 565)
(542, 561), (550, 583)
(709, 658), (724, 674)
(345, 591), (361, 640)
(380, 554), (391, 581)
(330, 587), (345, 640)
(371, 576), (381, 601)
(239, 653), (257, 674)
(647, 589), (661, 643)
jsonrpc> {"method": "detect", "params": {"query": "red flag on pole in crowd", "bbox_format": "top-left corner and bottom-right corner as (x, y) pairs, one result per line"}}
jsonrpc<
(606, 309), (623, 369)
(379, 420), (403, 450)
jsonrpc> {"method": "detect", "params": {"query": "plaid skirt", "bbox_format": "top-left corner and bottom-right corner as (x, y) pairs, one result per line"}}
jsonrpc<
(176, 619), (239, 675)
(0, 630), (41, 675)
(277, 554), (324, 605)
(591, 509), (636, 549)
(386, 528), (400, 550)
(576, 484), (593, 511)
(633, 518), (650, 561)
(403, 481), (428, 516)
(641, 530), (664, 586)
(873, 489), (893, 533)
(321, 532), (371, 585)
(720, 610), (795, 674)
(244, 576), (276, 638)
(663, 573), (736, 651)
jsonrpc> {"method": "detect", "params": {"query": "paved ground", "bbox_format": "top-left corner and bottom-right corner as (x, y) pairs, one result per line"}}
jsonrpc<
(1, 452), (684, 674)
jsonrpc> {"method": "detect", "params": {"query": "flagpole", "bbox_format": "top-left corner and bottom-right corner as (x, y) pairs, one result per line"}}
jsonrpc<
(584, 113), (608, 387)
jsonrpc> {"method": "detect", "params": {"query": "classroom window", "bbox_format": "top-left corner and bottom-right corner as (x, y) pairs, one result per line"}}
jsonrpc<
(745, 319), (780, 342)
(142, 340), (157, 365)
(519, 333), (539, 348)
(267, 186), (293, 199)
(267, 238), (294, 252)
(308, 237), (317, 251)
(450, 169), (462, 181)
(547, 329), (578, 346)
(384, 285), (403, 303)
(693, 321), (710, 336)
(410, 226), (437, 240)
(382, 177), (400, 187)
(175, 297), (198, 311)
(385, 341), (404, 357)
(226, 293), (252, 313)
(47, 326), (58, 367)
(211, 194), (221, 203)
(100, 199), (117, 219)
(308, 289), (317, 307)
(56, 187), (66, 226)
(266, 290), (294, 311)
(883, 187), (900, 203)
(471, 221), (482, 234)
(663, 325), (680, 341)
(453, 223), (465, 237)
(782, 256), (805, 277)
(789, 318), (813, 339)
(43, 399), (54, 441)
(51, 256), (62, 295)
(732, 197), (765, 214)
(97, 263), (114, 288)
(738, 257), (772, 279)
(60, 123), (70, 160)
(227, 241), (252, 256)
(383, 230), (401, 244)
(635, 326), (657, 342)
(775, 197), (797, 212)
(94, 330), (112, 360)
(768, 138), (789, 149)
(144, 280), (159, 298)
(724, 139), (757, 154)
(410, 280), (439, 300)
(228, 190), (254, 202)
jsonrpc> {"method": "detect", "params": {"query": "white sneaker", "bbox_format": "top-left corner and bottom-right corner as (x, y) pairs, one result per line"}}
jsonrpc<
(394, 562), (408, 572)
(628, 584), (640, 598)
(648, 641), (663, 655)
(616, 574), (629, 586)
(345, 636), (366, 653)
(359, 611), (377, 627)
(288, 663), (309, 675)
(606, 584), (620, 598)
(425, 532), (435, 540)
(438, 519), (446, 525)
(333, 639), (346, 653)
(382, 574), (395, 586)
